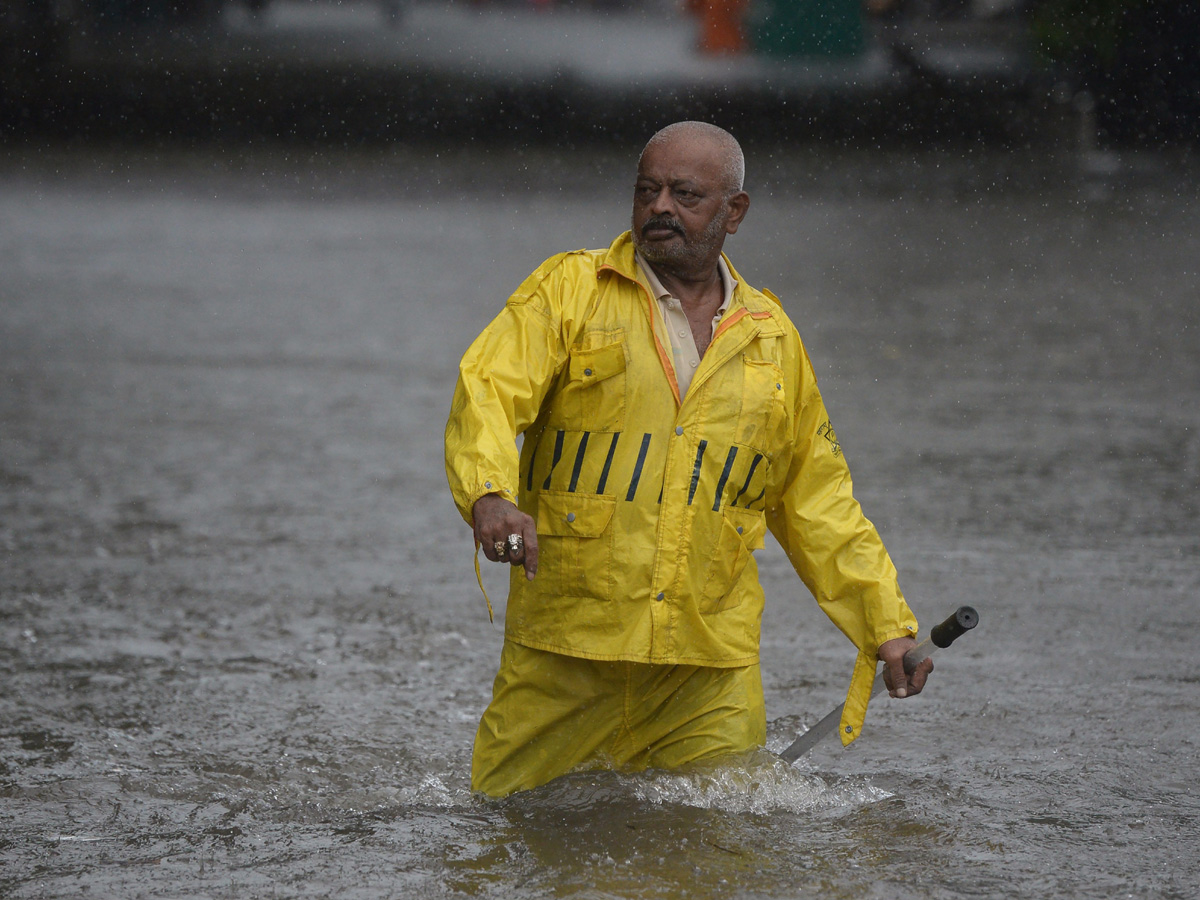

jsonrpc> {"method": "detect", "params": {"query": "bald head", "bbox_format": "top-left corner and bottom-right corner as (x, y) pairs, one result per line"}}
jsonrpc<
(639, 121), (745, 196)
(631, 121), (750, 277)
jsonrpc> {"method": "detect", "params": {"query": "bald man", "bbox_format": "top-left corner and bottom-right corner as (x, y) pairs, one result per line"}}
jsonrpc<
(445, 122), (930, 797)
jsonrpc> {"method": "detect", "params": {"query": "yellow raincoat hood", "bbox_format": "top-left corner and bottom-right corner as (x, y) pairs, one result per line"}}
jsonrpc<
(446, 232), (917, 744)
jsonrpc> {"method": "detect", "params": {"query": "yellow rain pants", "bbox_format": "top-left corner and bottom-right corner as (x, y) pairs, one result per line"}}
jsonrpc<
(472, 640), (766, 798)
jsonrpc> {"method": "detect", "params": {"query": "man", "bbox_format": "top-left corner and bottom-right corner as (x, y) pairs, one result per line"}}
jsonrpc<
(445, 121), (931, 798)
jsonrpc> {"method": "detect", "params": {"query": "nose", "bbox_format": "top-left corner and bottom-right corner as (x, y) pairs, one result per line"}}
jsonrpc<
(648, 186), (675, 216)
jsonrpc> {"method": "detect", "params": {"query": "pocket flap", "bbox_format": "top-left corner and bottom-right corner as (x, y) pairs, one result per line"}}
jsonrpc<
(538, 490), (617, 538)
(724, 507), (766, 551)
(569, 341), (627, 385)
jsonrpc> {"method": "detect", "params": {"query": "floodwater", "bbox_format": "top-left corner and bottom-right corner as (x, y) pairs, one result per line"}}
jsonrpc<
(2, 141), (1198, 899)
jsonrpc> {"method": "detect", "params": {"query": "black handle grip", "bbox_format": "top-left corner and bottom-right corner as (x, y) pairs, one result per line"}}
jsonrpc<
(899, 606), (979, 674)
(930, 606), (979, 648)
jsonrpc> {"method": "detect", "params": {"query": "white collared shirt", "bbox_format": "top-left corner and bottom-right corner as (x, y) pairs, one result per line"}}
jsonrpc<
(636, 252), (737, 400)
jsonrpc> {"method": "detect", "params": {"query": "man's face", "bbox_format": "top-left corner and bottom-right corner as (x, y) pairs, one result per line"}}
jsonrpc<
(631, 136), (741, 273)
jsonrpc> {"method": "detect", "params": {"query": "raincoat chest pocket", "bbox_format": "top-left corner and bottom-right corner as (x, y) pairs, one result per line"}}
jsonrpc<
(700, 506), (767, 614)
(553, 337), (628, 433)
(537, 490), (617, 601)
(735, 357), (786, 455)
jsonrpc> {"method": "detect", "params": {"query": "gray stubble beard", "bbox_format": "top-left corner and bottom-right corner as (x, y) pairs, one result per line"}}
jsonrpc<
(631, 207), (730, 273)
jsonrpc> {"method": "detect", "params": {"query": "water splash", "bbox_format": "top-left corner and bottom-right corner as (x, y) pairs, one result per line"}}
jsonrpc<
(401, 773), (477, 809)
(632, 750), (891, 816)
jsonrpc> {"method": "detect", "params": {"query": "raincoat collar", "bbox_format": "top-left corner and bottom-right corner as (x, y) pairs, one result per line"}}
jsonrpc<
(600, 232), (785, 329)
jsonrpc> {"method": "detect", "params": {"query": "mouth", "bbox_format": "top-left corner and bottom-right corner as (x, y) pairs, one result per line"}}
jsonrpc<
(641, 222), (683, 241)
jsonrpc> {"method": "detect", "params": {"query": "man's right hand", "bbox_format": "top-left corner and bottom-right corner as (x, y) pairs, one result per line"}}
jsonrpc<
(473, 493), (539, 581)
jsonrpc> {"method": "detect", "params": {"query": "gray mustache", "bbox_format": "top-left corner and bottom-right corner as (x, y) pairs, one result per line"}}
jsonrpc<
(642, 216), (683, 237)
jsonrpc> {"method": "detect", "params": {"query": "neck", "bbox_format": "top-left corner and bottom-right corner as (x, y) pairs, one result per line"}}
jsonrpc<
(645, 256), (723, 309)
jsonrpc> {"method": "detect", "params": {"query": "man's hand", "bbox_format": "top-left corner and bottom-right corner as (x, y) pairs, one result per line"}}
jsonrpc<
(878, 636), (933, 699)
(473, 493), (539, 581)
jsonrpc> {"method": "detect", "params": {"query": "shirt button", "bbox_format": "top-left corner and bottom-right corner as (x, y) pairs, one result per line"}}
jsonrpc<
(656, 592), (665, 601)
(678, 330), (687, 338)
(675, 426), (684, 436)
(690, 360), (698, 368)
(566, 512), (576, 523)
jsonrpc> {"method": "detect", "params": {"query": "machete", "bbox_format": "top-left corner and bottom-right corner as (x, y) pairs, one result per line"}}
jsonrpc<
(780, 605), (979, 762)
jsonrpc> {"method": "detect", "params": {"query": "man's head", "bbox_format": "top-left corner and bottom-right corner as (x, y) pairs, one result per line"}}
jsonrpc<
(631, 121), (749, 275)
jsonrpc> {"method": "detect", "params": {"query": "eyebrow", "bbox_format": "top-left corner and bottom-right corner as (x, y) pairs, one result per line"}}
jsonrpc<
(635, 176), (704, 190)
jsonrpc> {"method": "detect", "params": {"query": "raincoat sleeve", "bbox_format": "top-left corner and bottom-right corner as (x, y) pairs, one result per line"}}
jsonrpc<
(445, 254), (572, 526)
(766, 333), (918, 745)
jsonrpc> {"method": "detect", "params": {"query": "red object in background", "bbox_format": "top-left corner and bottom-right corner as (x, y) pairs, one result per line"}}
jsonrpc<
(695, 0), (748, 55)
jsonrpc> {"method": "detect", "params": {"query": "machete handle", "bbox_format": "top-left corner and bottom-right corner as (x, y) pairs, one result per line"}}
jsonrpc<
(931, 605), (978, 648)
(902, 605), (979, 674)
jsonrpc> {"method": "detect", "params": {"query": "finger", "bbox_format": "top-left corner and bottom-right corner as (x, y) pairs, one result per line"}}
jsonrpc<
(478, 534), (497, 561)
(475, 522), (502, 562)
(886, 655), (909, 699)
(522, 522), (539, 581)
(907, 658), (934, 695)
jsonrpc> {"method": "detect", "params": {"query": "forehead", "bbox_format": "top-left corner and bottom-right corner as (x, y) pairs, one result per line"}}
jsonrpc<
(637, 135), (726, 186)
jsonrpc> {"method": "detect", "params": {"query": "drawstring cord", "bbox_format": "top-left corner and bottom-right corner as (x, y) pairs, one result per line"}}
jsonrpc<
(473, 540), (495, 623)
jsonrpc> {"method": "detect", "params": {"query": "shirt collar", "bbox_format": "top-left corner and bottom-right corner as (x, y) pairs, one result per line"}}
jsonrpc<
(635, 252), (738, 314)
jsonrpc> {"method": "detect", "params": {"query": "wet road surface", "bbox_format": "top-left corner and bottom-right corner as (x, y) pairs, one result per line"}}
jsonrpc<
(2, 142), (1198, 898)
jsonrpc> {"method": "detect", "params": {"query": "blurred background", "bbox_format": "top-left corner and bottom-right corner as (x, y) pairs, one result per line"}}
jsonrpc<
(2, 0), (1198, 146)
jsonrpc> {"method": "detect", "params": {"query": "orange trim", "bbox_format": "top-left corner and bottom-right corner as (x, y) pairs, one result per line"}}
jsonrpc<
(711, 306), (751, 343)
(600, 263), (681, 407)
(712, 307), (773, 344)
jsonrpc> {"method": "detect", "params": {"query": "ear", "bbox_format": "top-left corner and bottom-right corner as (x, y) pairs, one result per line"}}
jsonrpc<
(724, 191), (750, 235)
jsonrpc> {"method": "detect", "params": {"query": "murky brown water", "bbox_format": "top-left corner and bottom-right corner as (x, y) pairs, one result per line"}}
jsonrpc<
(2, 142), (1198, 898)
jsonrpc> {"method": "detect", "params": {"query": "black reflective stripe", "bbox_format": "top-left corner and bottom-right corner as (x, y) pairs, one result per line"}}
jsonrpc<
(542, 430), (565, 490)
(730, 453), (763, 508)
(525, 440), (539, 492)
(687, 440), (708, 506)
(596, 432), (620, 494)
(567, 432), (590, 493)
(625, 433), (652, 501)
(712, 446), (739, 512)
(746, 486), (766, 510)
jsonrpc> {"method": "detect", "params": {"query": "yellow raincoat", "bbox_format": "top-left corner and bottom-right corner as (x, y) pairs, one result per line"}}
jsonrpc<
(445, 232), (917, 745)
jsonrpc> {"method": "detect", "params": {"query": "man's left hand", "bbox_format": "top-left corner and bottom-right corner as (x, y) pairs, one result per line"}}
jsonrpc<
(878, 637), (933, 699)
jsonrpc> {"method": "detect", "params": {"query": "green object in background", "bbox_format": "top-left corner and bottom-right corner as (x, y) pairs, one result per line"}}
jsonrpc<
(751, 0), (865, 59)
(1030, 0), (1145, 68)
